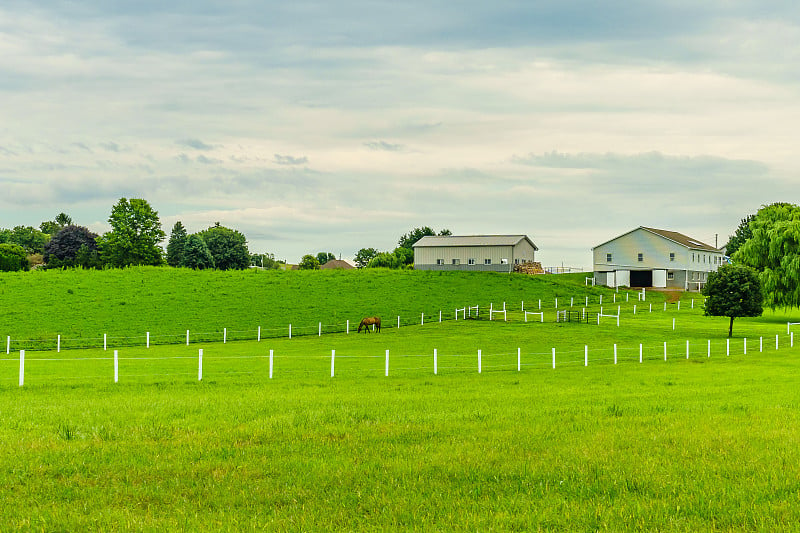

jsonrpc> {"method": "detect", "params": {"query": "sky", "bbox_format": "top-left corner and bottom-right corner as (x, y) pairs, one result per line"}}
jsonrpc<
(2, 1), (799, 269)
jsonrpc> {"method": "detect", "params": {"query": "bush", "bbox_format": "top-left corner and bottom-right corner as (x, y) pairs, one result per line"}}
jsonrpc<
(0, 243), (30, 271)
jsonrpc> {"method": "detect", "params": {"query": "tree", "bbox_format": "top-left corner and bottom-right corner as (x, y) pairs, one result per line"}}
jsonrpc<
(354, 247), (378, 268)
(197, 224), (250, 270)
(40, 213), (74, 235)
(734, 202), (800, 309)
(43, 225), (99, 268)
(180, 234), (215, 269)
(166, 222), (188, 267)
(702, 263), (764, 337)
(367, 252), (400, 269)
(0, 243), (29, 271)
(393, 246), (414, 267)
(724, 214), (756, 257)
(250, 253), (281, 270)
(397, 227), (451, 265)
(316, 252), (336, 265)
(8, 225), (49, 254)
(104, 198), (166, 267)
(298, 254), (320, 270)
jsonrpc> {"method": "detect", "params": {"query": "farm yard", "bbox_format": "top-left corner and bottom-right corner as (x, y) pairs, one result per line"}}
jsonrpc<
(2, 268), (800, 531)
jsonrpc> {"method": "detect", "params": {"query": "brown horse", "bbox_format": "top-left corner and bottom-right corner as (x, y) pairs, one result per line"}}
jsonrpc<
(358, 316), (381, 333)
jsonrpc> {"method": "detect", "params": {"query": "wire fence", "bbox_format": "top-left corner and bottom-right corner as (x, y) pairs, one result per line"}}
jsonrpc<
(2, 332), (796, 388)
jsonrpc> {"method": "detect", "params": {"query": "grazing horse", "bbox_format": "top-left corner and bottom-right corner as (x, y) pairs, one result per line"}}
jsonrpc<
(358, 316), (381, 333)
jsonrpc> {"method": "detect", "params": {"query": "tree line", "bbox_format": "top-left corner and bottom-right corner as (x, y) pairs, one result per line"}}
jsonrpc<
(0, 198), (263, 272)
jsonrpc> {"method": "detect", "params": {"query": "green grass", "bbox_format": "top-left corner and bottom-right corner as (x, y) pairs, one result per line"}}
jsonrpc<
(2, 268), (800, 531)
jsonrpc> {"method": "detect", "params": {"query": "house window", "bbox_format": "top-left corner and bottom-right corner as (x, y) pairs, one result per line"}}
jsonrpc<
(606, 253), (612, 262)
(468, 258), (475, 265)
(436, 259), (444, 265)
(451, 259), (460, 265)
(637, 253), (643, 262)
(484, 259), (492, 265)
(501, 258), (508, 265)
(667, 272), (675, 280)
(514, 258), (520, 265)
(669, 252), (675, 262)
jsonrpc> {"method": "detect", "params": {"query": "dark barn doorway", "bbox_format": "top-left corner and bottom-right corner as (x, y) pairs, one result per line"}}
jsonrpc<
(630, 270), (653, 288)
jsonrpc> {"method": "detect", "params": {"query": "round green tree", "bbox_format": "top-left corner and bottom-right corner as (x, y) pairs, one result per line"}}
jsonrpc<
(197, 224), (250, 270)
(181, 234), (215, 270)
(0, 243), (29, 271)
(702, 263), (764, 337)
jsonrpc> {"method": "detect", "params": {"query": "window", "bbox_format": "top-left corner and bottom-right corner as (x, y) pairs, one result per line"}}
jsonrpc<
(669, 252), (675, 262)
(606, 253), (612, 262)
(451, 259), (460, 265)
(436, 259), (444, 265)
(667, 272), (675, 280)
(501, 258), (508, 265)
(637, 253), (643, 262)
(468, 258), (475, 265)
(514, 258), (520, 265)
(484, 259), (492, 265)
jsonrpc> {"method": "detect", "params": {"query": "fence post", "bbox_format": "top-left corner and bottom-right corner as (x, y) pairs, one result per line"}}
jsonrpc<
(478, 349), (482, 374)
(639, 344), (642, 363)
(439, 310), (442, 323)
(434, 348), (438, 375)
(776, 334), (779, 350)
(538, 299), (541, 310)
(421, 313), (424, 326)
(678, 301), (681, 310)
(385, 350), (390, 377)
(198, 349), (203, 381)
(585, 296), (588, 306)
(570, 297), (574, 308)
(634, 304), (636, 315)
(518, 347), (521, 371)
(727, 338), (730, 356)
(224, 328), (227, 344)
(186, 330), (190, 346)
(346, 320), (349, 334)
(664, 342), (667, 361)
(289, 324), (292, 339)
(744, 338), (747, 355)
(760, 336), (763, 352)
(649, 303), (652, 313)
(614, 344), (617, 365)
(147, 331), (150, 348)
(114, 350), (119, 383)
(6, 336), (10, 355)
(397, 316), (400, 329)
(672, 318), (676, 330)
(19, 350), (25, 387)
(708, 339), (711, 358)
(552, 348), (556, 369)
(104, 333), (108, 351)
(585, 345), (588, 366)
(554, 298), (558, 308)
(686, 340), (689, 359)
(331, 349), (335, 378)
(318, 322), (322, 337)
(258, 326), (261, 342)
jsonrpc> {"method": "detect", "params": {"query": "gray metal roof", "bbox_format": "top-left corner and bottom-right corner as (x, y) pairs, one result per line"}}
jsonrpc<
(413, 235), (538, 250)
(592, 226), (720, 252)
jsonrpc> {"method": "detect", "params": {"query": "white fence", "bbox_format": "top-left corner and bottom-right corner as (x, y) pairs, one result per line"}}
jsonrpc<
(6, 331), (796, 387)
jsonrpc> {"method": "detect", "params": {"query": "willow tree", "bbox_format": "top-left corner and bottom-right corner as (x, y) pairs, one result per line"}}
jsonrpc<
(734, 202), (800, 309)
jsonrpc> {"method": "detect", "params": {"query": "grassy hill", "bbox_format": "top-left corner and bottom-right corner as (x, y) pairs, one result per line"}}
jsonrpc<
(0, 267), (628, 345)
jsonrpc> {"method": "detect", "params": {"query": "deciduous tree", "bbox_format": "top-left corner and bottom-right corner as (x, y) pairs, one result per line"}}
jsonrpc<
(299, 254), (320, 270)
(316, 252), (336, 265)
(44, 225), (99, 268)
(702, 264), (764, 337)
(734, 202), (800, 309)
(104, 198), (165, 267)
(0, 243), (29, 271)
(354, 247), (378, 268)
(197, 223), (250, 270)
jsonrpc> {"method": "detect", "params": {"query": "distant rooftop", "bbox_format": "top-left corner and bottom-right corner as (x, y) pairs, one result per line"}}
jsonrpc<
(413, 235), (538, 250)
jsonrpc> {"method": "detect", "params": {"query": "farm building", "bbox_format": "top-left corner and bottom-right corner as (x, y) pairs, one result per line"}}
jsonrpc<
(413, 235), (539, 273)
(592, 227), (724, 290)
(320, 259), (355, 270)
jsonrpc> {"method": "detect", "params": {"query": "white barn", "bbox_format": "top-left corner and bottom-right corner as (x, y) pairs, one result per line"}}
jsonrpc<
(592, 227), (724, 290)
(413, 235), (538, 273)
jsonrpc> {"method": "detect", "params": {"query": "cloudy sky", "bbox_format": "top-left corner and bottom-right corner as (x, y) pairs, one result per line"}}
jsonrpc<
(2, 1), (798, 268)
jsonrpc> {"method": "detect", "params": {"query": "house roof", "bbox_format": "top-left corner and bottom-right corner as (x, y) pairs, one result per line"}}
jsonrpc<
(320, 259), (355, 270)
(592, 227), (719, 252)
(413, 235), (538, 250)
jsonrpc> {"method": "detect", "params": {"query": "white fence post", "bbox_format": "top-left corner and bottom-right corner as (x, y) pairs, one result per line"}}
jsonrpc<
(331, 349), (335, 378)
(478, 349), (482, 374)
(258, 326), (261, 342)
(397, 316), (400, 329)
(776, 334), (780, 350)
(346, 320), (349, 335)
(186, 330), (190, 346)
(439, 310), (442, 323)
(664, 342), (667, 361)
(57, 334), (61, 353)
(760, 336), (763, 352)
(269, 349), (273, 379)
(686, 340), (689, 359)
(727, 338), (730, 356)
(318, 322), (322, 337)
(552, 348), (556, 369)
(518, 347), (521, 371)
(614, 344), (617, 365)
(114, 350), (119, 383)
(707, 339), (711, 358)
(198, 349), (203, 381)
(385, 349), (390, 377)
(147, 331), (150, 348)
(639, 344), (642, 363)
(19, 350), (25, 387)
(6, 336), (10, 355)
(744, 338), (747, 355)
(104, 333), (108, 351)
(585, 345), (588, 366)
(289, 324), (292, 339)
(672, 318), (676, 330)
(421, 313), (424, 326)
(224, 328), (227, 344)
(433, 348), (438, 375)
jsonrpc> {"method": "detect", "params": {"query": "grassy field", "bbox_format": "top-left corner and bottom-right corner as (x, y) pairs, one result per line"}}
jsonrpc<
(2, 268), (800, 531)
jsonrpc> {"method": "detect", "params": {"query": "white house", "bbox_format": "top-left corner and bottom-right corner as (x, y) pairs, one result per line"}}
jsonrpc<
(413, 235), (538, 273)
(592, 227), (724, 290)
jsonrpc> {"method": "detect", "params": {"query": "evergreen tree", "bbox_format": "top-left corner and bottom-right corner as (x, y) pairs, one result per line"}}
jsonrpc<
(181, 234), (215, 270)
(166, 221), (188, 267)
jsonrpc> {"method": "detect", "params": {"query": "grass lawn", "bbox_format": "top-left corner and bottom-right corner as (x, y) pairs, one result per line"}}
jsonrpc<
(2, 268), (800, 530)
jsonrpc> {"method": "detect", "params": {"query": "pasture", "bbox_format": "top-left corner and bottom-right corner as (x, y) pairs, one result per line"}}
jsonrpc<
(2, 268), (800, 531)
